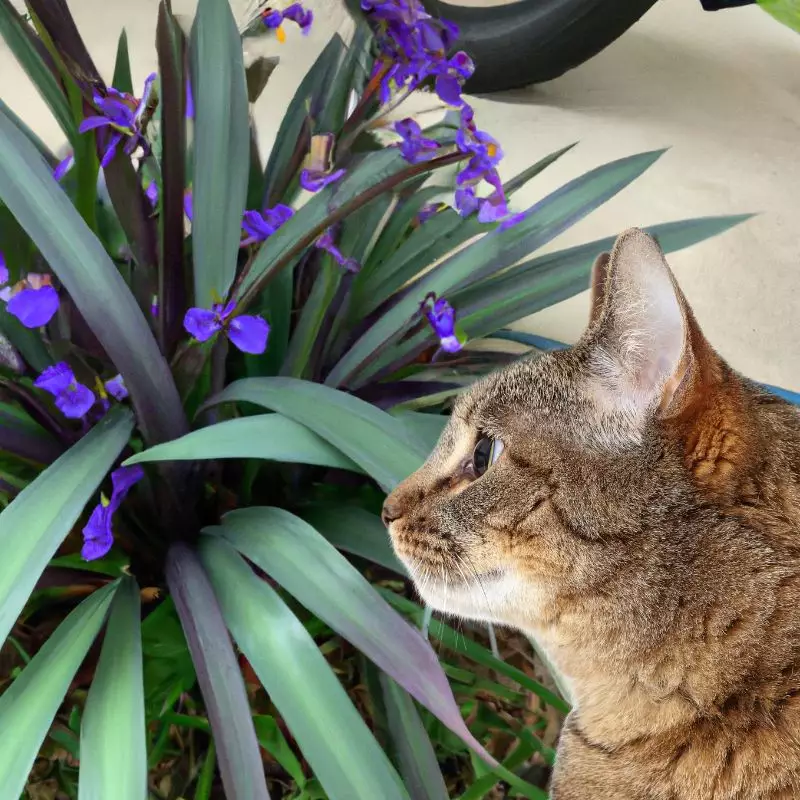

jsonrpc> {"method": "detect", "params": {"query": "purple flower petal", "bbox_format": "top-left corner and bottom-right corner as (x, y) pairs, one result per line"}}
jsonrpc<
(435, 74), (463, 107)
(227, 315), (270, 354)
(134, 72), (158, 123)
(7, 285), (59, 328)
(455, 186), (479, 217)
(100, 132), (122, 168)
(34, 362), (75, 395)
(184, 190), (193, 221)
(0, 252), (7, 286)
(79, 116), (113, 133)
(81, 504), (113, 561)
(105, 374), (128, 401)
(263, 204), (294, 228)
(185, 79), (194, 119)
(55, 383), (96, 419)
(422, 293), (461, 352)
(283, 3), (313, 33)
(440, 334), (462, 353)
(151, 295), (159, 318)
(477, 193), (509, 223)
(184, 307), (221, 342)
(498, 211), (525, 230)
(241, 210), (275, 243)
(299, 168), (345, 192)
(108, 464), (144, 512)
(145, 181), (159, 207)
(53, 153), (75, 182)
(261, 9), (282, 28)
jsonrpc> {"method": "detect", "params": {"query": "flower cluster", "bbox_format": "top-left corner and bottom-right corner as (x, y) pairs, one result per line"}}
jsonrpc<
(261, 3), (313, 40)
(421, 292), (461, 353)
(362, 0), (516, 225)
(82, 464), (143, 561)
(242, 203), (293, 246)
(184, 301), (270, 355)
(34, 362), (128, 420)
(79, 73), (157, 167)
(0, 254), (59, 328)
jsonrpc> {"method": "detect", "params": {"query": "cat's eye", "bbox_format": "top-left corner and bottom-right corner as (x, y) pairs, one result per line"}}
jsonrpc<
(472, 436), (505, 477)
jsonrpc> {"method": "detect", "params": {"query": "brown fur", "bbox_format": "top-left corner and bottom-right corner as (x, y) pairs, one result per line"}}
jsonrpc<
(383, 229), (800, 799)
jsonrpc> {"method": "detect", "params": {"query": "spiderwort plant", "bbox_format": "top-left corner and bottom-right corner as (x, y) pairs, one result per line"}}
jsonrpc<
(0, 0), (751, 797)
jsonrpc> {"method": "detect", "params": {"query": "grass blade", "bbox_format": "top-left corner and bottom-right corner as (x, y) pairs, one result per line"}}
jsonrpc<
(165, 542), (270, 800)
(203, 377), (428, 491)
(198, 535), (410, 800)
(79, 576), (146, 800)
(209, 507), (496, 765)
(0, 407), (132, 646)
(0, 106), (187, 445)
(0, 582), (118, 799)
(190, 0), (250, 305)
(126, 414), (361, 472)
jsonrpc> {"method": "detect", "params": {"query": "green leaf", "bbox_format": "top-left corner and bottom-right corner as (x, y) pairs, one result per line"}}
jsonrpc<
(356, 143), (578, 315)
(0, 97), (54, 161)
(326, 150), (667, 388)
(79, 576), (146, 800)
(380, 589), (571, 715)
(298, 505), (406, 573)
(198, 536), (410, 800)
(126, 414), (361, 473)
(111, 28), (133, 94)
(190, 0), (250, 305)
(391, 411), (447, 453)
(0, 107), (187, 445)
(759, 0), (800, 32)
(237, 148), (463, 307)
(456, 214), (755, 339)
(252, 715), (306, 788)
(0, 0), (75, 140)
(204, 377), (428, 491)
(0, 581), (118, 799)
(0, 407), (132, 647)
(262, 34), (344, 204)
(379, 674), (449, 800)
(208, 507), (495, 765)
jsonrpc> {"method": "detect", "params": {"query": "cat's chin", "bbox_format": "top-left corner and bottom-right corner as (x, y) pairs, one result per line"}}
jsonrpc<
(409, 567), (520, 625)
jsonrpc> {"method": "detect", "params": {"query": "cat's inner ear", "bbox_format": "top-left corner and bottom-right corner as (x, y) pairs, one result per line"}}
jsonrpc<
(589, 229), (689, 411)
(588, 251), (610, 327)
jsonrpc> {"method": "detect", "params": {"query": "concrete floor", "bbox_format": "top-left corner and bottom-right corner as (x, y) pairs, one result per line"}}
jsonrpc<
(2, 0), (799, 388)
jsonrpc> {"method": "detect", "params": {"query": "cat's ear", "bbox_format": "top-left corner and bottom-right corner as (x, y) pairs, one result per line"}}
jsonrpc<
(588, 252), (610, 327)
(587, 228), (713, 417)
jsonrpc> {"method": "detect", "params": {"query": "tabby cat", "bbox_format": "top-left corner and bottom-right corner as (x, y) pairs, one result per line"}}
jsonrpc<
(383, 229), (800, 799)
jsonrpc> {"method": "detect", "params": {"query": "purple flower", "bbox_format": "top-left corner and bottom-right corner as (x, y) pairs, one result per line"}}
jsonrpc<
(185, 79), (194, 119)
(421, 292), (461, 353)
(145, 181), (159, 208)
(0, 252), (7, 286)
(184, 189), (193, 221)
(454, 186), (480, 217)
(261, 2), (313, 39)
(416, 203), (442, 225)
(34, 362), (96, 419)
(105, 374), (128, 401)
(316, 229), (359, 273)
(79, 73), (156, 167)
(81, 464), (144, 561)
(241, 203), (293, 246)
(53, 153), (75, 182)
(393, 118), (439, 163)
(6, 286), (59, 328)
(299, 168), (345, 193)
(183, 301), (270, 354)
(150, 295), (159, 318)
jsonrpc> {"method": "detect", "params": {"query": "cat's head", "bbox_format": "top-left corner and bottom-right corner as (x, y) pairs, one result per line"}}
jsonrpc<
(384, 229), (749, 630)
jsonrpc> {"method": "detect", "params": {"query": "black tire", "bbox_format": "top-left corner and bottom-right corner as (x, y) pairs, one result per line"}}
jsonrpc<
(423, 0), (660, 93)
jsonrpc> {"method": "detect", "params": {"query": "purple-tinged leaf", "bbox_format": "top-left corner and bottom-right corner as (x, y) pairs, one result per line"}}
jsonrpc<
(198, 536), (410, 800)
(379, 673), (449, 800)
(0, 408), (63, 464)
(0, 107), (187, 445)
(206, 507), (496, 766)
(156, 1), (188, 356)
(165, 542), (270, 800)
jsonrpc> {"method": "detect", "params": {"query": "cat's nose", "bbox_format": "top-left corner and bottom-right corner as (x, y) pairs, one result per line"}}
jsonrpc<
(381, 499), (403, 527)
